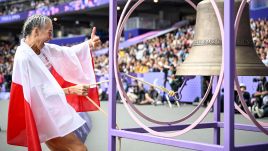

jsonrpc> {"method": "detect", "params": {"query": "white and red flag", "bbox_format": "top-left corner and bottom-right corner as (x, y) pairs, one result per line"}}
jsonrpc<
(7, 40), (99, 150)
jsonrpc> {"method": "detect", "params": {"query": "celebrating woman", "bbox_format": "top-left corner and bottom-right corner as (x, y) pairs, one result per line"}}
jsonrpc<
(7, 14), (101, 151)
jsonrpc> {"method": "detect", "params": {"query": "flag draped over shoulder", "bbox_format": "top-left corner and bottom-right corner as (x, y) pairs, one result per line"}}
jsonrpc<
(45, 42), (100, 112)
(7, 40), (99, 150)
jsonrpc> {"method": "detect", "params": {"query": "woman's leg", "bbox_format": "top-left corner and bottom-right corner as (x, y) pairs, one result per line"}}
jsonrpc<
(45, 132), (87, 151)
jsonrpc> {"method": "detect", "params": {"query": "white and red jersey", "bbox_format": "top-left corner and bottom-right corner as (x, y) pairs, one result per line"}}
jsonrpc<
(7, 40), (99, 151)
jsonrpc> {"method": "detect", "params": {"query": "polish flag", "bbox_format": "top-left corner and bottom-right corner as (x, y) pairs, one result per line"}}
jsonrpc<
(7, 82), (42, 151)
(7, 40), (99, 150)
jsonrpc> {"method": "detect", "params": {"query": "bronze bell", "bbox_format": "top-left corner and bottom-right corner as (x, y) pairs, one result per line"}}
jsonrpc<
(176, 0), (268, 76)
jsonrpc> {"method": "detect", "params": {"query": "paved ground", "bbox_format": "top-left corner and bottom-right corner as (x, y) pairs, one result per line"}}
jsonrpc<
(0, 100), (268, 151)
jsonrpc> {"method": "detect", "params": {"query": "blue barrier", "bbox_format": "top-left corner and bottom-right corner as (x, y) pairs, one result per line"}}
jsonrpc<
(97, 73), (202, 103)
(250, 7), (268, 19)
(0, 0), (109, 24)
(250, 0), (268, 10)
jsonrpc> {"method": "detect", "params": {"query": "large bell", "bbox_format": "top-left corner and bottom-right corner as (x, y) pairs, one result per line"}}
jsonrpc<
(176, 0), (268, 76)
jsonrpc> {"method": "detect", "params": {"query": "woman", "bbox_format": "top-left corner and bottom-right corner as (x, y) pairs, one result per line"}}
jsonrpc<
(7, 15), (101, 151)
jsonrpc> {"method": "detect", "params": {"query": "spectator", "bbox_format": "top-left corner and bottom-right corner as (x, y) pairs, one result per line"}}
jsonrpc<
(0, 71), (4, 88)
(126, 80), (140, 104)
(235, 83), (251, 112)
(251, 76), (268, 118)
(140, 86), (162, 105)
(138, 83), (146, 104)
(251, 76), (268, 108)
(201, 76), (212, 107)
(169, 74), (183, 92)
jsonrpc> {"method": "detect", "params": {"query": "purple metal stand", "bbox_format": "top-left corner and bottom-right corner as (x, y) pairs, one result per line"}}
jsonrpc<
(224, 0), (235, 150)
(108, 0), (268, 151)
(108, 0), (116, 151)
(214, 76), (221, 145)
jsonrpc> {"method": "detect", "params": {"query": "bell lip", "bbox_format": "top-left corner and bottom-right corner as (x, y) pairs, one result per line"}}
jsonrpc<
(198, 0), (241, 6)
(198, 0), (219, 5)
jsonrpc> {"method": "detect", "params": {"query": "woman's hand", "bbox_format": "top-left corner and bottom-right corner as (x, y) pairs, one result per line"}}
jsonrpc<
(89, 27), (101, 49)
(64, 84), (90, 96)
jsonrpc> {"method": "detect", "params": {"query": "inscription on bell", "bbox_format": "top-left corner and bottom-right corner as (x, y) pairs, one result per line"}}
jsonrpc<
(192, 39), (254, 46)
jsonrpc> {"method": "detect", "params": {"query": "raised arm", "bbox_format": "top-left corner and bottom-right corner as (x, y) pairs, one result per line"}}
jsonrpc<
(88, 27), (101, 49)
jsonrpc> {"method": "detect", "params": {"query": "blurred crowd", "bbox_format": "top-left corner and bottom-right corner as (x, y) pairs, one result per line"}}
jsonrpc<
(251, 19), (268, 65)
(0, 0), (72, 15)
(0, 41), (15, 92)
(0, 19), (268, 117)
(94, 26), (194, 76)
